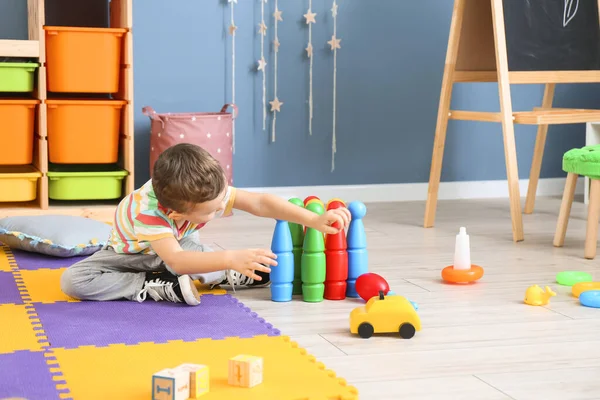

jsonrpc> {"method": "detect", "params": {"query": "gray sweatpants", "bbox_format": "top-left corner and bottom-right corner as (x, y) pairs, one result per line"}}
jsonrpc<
(60, 232), (226, 301)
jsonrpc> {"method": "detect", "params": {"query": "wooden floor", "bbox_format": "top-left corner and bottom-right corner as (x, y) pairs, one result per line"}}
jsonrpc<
(199, 195), (600, 400)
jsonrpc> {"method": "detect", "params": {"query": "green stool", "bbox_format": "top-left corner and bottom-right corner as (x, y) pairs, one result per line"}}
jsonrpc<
(554, 145), (600, 259)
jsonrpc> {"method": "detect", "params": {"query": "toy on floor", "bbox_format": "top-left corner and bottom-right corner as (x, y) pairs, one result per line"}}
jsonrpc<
(288, 198), (305, 295)
(152, 363), (209, 399)
(346, 201), (368, 297)
(379, 290), (419, 310)
(301, 202), (327, 302)
(272, 196), (369, 303)
(270, 219), (294, 302)
(556, 271), (593, 286)
(441, 227), (484, 284)
(350, 290), (421, 339)
(579, 290), (600, 308)
(228, 354), (263, 388)
(355, 272), (390, 302)
(572, 282), (600, 297)
(524, 285), (556, 306)
(324, 200), (349, 300)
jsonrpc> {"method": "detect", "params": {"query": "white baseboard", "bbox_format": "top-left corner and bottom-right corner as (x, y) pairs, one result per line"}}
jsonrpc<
(241, 177), (584, 203)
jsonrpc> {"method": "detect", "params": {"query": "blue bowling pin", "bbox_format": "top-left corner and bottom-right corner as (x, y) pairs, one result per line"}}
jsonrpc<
(346, 201), (368, 298)
(270, 219), (294, 302)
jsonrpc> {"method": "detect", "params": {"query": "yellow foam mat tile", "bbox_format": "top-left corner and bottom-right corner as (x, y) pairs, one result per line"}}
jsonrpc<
(0, 246), (12, 272)
(195, 281), (227, 295)
(53, 335), (358, 400)
(0, 304), (45, 354)
(17, 268), (225, 304)
(19, 268), (80, 304)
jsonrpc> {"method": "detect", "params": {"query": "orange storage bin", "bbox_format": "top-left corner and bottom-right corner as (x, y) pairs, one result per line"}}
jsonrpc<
(44, 26), (127, 93)
(0, 99), (40, 165)
(46, 99), (127, 164)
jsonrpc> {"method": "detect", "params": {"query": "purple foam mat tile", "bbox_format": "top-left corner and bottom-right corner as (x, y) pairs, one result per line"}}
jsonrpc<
(11, 248), (89, 271)
(0, 271), (22, 305)
(0, 350), (62, 399)
(34, 294), (280, 349)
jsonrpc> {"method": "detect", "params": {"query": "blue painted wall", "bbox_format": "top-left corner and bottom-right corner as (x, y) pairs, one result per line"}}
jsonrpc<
(2, 0), (599, 188)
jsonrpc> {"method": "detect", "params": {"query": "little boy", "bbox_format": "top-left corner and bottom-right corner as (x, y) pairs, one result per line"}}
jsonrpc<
(60, 143), (350, 306)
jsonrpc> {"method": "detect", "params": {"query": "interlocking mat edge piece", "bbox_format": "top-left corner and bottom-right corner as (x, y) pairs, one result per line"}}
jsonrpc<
(0, 246), (358, 400)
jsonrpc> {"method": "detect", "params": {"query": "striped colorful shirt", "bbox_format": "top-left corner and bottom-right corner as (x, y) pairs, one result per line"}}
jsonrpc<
(108, 179), (236, 254)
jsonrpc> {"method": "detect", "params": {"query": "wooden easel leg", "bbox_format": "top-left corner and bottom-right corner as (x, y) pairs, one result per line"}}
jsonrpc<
(424, 0), (466, 228)
(490, 0), (524, 242)
(525, 83), (556, 214)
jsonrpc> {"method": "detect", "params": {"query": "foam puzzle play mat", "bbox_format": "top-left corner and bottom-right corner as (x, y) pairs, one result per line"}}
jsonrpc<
(0, 246), (359, 399)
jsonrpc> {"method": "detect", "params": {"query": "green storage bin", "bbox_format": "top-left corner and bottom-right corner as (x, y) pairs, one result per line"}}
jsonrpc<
(0, 62), (40, 92)
(47, 164), (128, 200)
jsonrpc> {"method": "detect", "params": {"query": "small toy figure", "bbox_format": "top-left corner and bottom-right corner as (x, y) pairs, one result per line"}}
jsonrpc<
(524, 285), (556, 306)
(349, 291), (421, 339)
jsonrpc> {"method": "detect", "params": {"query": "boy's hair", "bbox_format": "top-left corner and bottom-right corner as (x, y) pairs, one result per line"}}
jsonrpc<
(152, 143), (227, 213)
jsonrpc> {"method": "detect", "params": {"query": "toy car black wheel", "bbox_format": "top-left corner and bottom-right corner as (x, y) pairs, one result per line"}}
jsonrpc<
(357, 323), (374, 338)
(399, 323), (416, 339)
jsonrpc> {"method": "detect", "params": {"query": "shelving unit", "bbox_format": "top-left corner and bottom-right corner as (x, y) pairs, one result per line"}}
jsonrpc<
(0, 0), (134, 220)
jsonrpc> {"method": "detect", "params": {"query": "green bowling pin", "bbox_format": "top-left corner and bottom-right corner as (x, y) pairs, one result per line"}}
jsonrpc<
(301, 202), (326, 302)
(288, 198), (305, 295)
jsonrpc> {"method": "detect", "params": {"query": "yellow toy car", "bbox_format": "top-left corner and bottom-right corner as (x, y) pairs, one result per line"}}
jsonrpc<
(350, 291), (421, 339)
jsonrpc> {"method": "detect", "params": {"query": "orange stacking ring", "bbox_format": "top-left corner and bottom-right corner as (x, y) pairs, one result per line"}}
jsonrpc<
(441, 265), (484, 284)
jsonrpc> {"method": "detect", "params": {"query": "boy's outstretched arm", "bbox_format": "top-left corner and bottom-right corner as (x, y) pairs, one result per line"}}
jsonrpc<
(232, 189), (352, 234)
(150, 236), (276, 279)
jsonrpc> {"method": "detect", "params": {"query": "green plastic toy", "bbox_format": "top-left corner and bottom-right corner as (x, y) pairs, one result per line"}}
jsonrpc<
(301, 202), (326, 302)
(288, 197), (305, 295)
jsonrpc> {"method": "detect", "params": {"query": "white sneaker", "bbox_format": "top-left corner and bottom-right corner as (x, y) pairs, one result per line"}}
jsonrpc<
(137, 271), (201, 306)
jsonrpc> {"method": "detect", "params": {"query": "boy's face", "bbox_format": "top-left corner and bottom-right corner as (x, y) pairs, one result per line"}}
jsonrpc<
(171, 186), (229, 224)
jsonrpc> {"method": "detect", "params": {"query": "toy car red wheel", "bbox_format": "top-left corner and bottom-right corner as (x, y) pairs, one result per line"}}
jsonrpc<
(399, 323), (416, 339)
(358, 323), (374, 339)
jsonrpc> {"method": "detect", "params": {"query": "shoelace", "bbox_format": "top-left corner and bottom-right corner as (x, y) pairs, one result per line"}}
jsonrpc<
(136, 279), (181, 303)
(222, 270), (255, 293)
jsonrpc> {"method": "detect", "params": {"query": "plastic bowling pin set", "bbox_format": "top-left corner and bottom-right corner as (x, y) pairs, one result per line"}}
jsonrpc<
(270, 196), (368, 303)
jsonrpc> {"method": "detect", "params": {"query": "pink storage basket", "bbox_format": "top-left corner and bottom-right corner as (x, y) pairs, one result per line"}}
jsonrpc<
(142, 104), (238, 185)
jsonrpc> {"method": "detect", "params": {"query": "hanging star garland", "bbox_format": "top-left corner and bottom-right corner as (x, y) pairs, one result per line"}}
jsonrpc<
(270, 0), (283, 142)
(258, 0), (268, 130)
(228, 0), (237, 153)
(304, 2), (316, 136)
(330, 0), (340, 171)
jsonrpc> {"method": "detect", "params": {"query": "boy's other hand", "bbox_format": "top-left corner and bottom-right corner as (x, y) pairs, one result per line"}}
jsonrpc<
(311, 207), (352, 234)
(228, 248), (278, 281)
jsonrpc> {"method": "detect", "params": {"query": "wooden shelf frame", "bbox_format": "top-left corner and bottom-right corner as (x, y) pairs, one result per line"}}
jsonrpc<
(0, 0), (134, 218)
(424, 0), (600, 242)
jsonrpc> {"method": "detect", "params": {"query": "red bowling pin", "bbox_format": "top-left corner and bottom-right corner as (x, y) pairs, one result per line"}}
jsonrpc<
(324, 201), (348, 300)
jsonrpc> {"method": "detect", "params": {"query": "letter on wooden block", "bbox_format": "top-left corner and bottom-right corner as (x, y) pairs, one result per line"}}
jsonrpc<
(152, 368), (190, 400)
(176, 363), (209, 397)
(228, 354), (263, 388)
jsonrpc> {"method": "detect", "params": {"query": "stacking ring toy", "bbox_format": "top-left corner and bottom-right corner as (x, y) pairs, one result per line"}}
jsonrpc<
(441, 264), (484, 284)
(579, 290), (600, 308)
(572, 282), (600, 298)
(556, 271), (593, 286)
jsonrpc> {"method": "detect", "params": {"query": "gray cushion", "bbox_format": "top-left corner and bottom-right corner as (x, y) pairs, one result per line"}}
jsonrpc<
(0, 215), (111, 257)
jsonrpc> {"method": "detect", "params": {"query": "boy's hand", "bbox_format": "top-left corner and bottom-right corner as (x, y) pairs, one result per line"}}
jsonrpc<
(228, 248), (277, 281)
(310, 207), (352, 234)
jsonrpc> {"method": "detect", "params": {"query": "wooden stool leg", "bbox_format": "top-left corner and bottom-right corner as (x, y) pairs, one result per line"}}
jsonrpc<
(554, 173), (578, 247)
(584, 179), (600, 259)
